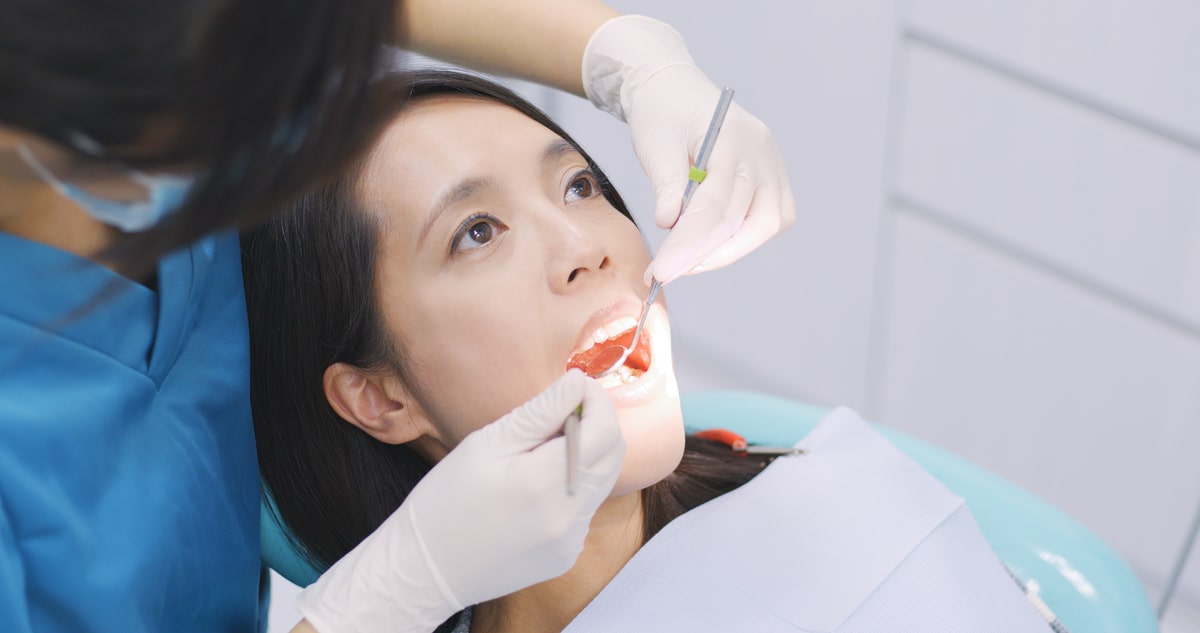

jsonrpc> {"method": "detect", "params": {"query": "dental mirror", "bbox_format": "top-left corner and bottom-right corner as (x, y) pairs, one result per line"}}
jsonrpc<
(588, 280), (661, 378)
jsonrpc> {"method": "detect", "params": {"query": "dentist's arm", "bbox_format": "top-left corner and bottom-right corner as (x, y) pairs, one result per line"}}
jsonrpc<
(396, 0), (616, 96)
(291, 371), (623, 633)
(399, 3), (796, 282)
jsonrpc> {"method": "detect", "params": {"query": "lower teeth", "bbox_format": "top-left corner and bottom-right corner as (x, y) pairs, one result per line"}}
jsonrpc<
(596, 363), (642, 388)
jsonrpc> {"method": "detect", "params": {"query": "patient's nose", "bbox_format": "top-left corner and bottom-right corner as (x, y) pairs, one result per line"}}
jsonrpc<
(549, 224), (611, 294)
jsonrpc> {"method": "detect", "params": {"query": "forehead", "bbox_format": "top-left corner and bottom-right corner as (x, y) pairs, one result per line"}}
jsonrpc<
(356, 96), (565, 228)
(363, 95), (560, 187)
(354, 94), (576, 254)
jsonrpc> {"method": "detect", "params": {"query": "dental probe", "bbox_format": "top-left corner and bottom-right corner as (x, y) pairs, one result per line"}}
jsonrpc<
(567, 88), (736, 496)
(589, 87), (737, 380)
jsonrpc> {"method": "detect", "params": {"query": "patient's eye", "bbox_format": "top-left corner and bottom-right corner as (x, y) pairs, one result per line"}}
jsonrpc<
(565, 169), (601, 203)
(451, 213), (508, 253)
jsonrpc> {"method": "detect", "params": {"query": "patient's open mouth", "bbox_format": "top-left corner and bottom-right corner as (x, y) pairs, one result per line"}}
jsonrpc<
(566, 320), (652, 388)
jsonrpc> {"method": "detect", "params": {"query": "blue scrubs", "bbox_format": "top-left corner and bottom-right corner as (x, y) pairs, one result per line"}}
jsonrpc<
(0, 231), (265, 631)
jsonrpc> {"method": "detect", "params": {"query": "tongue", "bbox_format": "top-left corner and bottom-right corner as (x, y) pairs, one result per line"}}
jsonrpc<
(567, 329), (651, 376)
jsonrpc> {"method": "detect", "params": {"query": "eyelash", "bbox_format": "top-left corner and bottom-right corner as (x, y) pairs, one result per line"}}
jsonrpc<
(565, 168), (602, 203)
(450, 213), (507, 254)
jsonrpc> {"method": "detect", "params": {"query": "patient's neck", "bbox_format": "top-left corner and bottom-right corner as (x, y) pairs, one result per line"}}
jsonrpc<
(472, 492), (644, 633)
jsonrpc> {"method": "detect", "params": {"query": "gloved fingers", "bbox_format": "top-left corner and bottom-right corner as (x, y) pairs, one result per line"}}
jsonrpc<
(625, 65), (719, 232)
(676, 165), (792, 276)
(777, 162), (797, 231)
(510, 433), (570, 489)
(635, 124), (691, 232)
(573, 378), (626, 471)
(651, 175), (689, 232)
(644, 102), (718, 231)
(646, 162), (755, 284)
(477, 369), (589, 451)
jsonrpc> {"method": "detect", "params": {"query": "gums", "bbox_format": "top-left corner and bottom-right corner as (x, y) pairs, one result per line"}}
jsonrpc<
(567, 328), (652, 377)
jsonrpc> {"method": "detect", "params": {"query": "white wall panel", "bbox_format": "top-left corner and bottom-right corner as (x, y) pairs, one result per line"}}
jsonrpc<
(1179, 544), (1200, 624)
(549, 0), (899, 407)
(910, 0), (1200, 143)
(1164, 597), (1200, 633)
(897, 44), (1200, 331)
(878, 210), (1200, 597)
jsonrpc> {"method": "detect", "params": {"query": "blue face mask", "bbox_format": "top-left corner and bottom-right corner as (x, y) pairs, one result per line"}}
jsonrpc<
(18, 143), (194, 233)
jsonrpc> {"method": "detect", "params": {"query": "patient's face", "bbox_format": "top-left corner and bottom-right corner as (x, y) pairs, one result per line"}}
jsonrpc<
(358, 95), (684, 496)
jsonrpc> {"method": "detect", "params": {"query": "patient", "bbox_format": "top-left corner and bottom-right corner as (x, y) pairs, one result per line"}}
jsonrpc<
(242, 70), (1057, 633)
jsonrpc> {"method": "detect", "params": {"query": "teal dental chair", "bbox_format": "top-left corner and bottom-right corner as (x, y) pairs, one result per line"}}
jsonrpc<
(261, 391), (1159, 633)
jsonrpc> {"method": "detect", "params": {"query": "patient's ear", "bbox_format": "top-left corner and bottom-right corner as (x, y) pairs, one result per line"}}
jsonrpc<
(323, 362), (435, 445)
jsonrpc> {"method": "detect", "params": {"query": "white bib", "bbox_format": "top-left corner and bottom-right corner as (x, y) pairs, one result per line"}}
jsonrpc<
(564, 408), (1050, 632)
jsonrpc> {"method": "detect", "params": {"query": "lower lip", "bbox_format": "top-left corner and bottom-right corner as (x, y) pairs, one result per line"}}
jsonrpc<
(603, 307), (669, 406)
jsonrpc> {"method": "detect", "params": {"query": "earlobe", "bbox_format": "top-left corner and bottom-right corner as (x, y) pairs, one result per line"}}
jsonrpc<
(323, 363), (430, 445)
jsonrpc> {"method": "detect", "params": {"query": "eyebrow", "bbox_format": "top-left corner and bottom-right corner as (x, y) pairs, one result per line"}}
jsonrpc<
(542, 138), (579, 166)
(416, 138), (585, 248)
(418, 176), (492, 248)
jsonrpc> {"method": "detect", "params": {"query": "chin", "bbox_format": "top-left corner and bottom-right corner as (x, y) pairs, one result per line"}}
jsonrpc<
(607, 323), (685, 498)
(571, 305), (683, 498)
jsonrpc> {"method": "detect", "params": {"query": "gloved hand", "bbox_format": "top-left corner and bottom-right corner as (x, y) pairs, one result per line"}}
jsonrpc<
(583, 15), (796, 284)
(295, 370), (624, 633)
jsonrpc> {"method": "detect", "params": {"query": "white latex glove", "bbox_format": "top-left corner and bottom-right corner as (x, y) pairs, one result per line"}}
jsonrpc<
(296, 370), (624, 633)
(583, 15), (796, 284)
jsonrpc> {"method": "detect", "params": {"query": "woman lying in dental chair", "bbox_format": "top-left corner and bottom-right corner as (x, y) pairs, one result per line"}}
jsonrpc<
(241, 70), (1060, 633)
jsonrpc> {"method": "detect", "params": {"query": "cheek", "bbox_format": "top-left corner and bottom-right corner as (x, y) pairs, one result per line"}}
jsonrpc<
(397, 289), (563, 446)
(609, 325), (685, 497)
(609, 219), (652, 269)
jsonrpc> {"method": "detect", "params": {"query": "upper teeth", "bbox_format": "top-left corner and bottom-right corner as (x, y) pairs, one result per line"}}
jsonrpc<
(576, 316), (639, 355)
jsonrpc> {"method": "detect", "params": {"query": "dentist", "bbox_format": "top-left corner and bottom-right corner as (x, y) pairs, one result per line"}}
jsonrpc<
(0, 1), (794, 632)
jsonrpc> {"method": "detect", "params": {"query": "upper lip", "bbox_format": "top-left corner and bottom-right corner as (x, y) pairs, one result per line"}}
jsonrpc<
(569, 297), (646, 361)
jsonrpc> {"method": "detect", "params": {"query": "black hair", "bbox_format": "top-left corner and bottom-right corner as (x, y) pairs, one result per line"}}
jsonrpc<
(1, 0), (399, 276)
(242, 70), (769, 586)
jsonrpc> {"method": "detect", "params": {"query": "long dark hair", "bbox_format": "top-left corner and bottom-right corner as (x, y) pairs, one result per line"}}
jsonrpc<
(242, 70), (769, 577)
(1, 0), (399, 276)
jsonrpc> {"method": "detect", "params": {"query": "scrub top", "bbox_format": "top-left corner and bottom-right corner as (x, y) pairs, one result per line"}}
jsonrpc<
(0, 231), (265, 632)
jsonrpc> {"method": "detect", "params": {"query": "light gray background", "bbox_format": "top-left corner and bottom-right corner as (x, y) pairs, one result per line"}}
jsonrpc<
(269, 1), (1200, 630)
